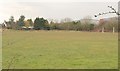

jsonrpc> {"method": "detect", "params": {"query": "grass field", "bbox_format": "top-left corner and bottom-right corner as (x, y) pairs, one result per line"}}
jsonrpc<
(2, 30), (118, 69)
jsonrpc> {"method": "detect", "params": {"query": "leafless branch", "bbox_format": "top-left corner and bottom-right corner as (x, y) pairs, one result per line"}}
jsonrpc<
(95, 6), (120, 17)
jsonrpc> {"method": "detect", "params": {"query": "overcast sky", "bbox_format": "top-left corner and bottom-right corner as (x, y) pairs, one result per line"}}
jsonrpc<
(0, 1), (118, 23)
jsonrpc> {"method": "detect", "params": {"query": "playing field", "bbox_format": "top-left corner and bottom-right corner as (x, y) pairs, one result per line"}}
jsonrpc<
(2, 30), (118, 69)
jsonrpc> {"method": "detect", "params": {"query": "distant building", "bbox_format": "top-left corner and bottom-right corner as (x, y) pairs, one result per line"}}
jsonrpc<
(22, 26), (34, 30)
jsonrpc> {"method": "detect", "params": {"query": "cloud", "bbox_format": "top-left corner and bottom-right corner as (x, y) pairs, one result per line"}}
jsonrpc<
(0, 2), (118, 23)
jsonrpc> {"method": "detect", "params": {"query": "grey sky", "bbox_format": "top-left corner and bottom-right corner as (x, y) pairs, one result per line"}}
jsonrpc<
(0, 2), (118, 23)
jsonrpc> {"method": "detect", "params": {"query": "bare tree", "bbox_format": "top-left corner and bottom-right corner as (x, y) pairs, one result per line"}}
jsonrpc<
(81, 16), (92, 24)
(60, 17), (73, 23)
(94, 6), (119, 33)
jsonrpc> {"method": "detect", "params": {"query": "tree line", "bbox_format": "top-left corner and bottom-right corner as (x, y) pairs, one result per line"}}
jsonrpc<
(1, 15), (118, 32)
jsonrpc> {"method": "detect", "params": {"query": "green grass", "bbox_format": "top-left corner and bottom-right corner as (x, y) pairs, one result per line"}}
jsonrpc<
(2, 30), (118, 69)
